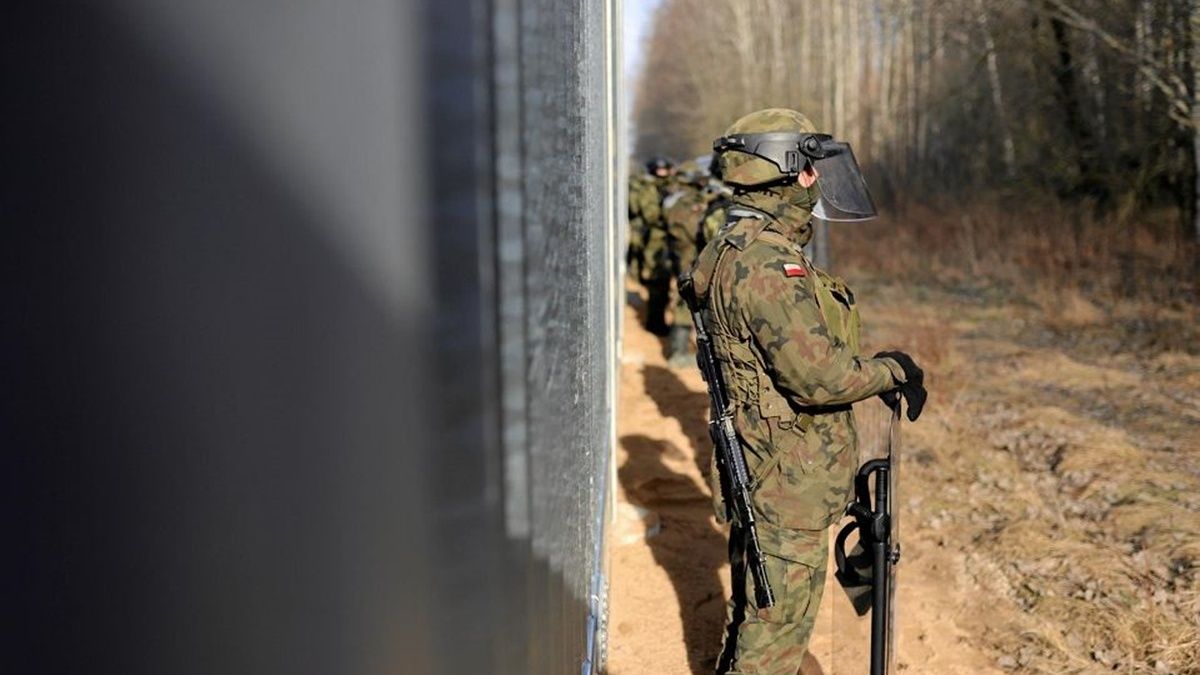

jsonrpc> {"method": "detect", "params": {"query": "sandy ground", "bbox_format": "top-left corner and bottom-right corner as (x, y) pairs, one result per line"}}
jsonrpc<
(608, 274), (1200, 674)
(606, 283), (1001, 675)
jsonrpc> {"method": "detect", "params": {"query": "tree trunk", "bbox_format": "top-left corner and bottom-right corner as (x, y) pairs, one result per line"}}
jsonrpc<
(879, 1), (893, 165)
(834, 0), (846, 132)
(901, 0), (914, 199)
(729, 1), (756, 111)
(1192, 0), (1200, 242)
(976, 0), (1017, 179)
(1048, 4), (1097, 193)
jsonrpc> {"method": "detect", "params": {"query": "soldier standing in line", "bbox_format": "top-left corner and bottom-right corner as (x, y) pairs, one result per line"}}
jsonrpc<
(664, 157), (726, 367)
(696, 156), (733, 254)
(688, 108), (927, 675)
(627, 157), (667, 281)
(630, 156), (675, 335)
(626, 161), (650, 280)
(662, 158), (706, 365)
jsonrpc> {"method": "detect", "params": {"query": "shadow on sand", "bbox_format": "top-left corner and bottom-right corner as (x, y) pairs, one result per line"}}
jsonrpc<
(641, 364), (712, 478)
(619, 433), (727, 674)
(629, 365), (828, 675)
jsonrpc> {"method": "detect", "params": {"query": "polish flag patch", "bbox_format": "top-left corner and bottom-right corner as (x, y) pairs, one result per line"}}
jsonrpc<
(782, 263), (806, 278)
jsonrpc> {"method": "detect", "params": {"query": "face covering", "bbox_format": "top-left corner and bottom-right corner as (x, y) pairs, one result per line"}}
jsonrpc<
(733, 182), (820, 247)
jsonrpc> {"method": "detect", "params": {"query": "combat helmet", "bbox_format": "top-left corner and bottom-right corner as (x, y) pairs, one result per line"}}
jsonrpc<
(674, 158), (709, 186)
(713, 108), (878, 220)
(715, 109), (817, 189)
(645, 156), (674, 177)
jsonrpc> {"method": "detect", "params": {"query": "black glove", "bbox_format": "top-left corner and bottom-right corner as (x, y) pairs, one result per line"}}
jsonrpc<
(874, 350), (926, 421)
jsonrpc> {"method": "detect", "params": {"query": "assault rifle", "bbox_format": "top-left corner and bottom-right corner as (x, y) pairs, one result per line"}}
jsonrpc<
(679, 276), (774, 610)
(834, 401), (903, 675)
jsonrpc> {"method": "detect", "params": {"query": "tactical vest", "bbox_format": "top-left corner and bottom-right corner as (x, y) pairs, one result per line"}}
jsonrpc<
(690, 212), (864, 528)
(692, 216), (862, 410)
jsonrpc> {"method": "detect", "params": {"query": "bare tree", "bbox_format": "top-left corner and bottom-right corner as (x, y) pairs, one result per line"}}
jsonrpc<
(633, 0), (1199, 239)
(976, 0), (1017, 178)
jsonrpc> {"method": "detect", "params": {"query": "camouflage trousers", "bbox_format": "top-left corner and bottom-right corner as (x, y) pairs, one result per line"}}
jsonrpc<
(718, 523), (828, 675)
(626, 217), (646, 278)
(642, 269), (671, 334)
(668, 239), (698, 328)
(668, 254), (694, 329)
(640, 225), (669, 281)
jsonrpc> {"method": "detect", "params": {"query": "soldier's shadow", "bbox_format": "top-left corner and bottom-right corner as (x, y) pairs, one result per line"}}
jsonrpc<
(619, 433), (727, 675)
(641, 364), (712, 478)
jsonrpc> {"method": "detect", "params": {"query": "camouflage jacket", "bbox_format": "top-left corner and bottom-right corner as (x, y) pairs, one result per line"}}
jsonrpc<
(691, 210), (905, 529)
(697, 194), (730, 252)
(628, 174), (664, 228)
(664, 184), (711, 276)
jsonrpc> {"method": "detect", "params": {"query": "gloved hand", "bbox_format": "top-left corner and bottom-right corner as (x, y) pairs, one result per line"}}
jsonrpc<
(873, 350), (926, 421)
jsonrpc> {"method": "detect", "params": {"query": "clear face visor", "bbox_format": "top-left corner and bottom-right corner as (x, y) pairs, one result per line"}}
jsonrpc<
(713, 132), (878, 221)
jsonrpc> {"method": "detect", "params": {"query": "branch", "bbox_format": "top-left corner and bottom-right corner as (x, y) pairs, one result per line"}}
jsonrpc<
(1028, 0), (1193, 125)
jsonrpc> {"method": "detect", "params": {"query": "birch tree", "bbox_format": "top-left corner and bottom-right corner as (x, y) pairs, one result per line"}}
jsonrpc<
(633, 0), (1200, 240)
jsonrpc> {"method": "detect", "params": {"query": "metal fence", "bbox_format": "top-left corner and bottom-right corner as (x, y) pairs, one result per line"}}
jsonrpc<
(6, 1), (620, 673)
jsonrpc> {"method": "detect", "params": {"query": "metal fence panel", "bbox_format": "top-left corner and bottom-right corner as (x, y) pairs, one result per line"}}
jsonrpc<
(5, 1), (618, 673)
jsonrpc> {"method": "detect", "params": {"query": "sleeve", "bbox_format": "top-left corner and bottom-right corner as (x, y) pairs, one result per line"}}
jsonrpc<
(736, 246), (901, 407)
(629, 183), (643, 216)
(642, 188), (662, 223)
(666, 202), (700, 271)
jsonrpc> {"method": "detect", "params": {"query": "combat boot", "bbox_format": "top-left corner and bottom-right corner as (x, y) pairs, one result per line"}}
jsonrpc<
(666, 325), (692, 368)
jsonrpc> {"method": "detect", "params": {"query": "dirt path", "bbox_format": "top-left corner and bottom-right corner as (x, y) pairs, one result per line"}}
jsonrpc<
(608, 275), (1200, 674)
(606, 284), (1001, 675)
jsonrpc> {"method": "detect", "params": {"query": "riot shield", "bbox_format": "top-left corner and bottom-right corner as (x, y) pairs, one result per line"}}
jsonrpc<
(886, 401), (900, 671)
(825, 396), (901, 675)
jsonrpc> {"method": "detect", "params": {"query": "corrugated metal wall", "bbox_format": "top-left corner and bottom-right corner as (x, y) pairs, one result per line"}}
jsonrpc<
(484, 0), (622, 672)
(5, 1), (620, 674)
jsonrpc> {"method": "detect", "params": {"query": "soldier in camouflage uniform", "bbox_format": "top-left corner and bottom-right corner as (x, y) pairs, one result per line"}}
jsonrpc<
(697, 156), (733, 253)
(663, 158), (716, 366)
(689, 109), (927, 675)
(631, 156), (674, 335)
(627, 165), (649, 279)
(628, 157), (671, 283)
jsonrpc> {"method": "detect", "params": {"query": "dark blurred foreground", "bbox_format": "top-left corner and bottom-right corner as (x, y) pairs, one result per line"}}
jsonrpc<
(3, 2), (620, 673)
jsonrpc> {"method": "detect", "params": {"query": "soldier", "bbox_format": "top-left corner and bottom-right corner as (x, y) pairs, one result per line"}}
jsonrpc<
(627, 158), (666, 281)
(631, 156), (674, 335)
(688, 108), (927, 675)
(662, 159), (704, 363)
(697, 155), (733, 253)
(626, 163), (648, 279)
(664, 157), (726, 367)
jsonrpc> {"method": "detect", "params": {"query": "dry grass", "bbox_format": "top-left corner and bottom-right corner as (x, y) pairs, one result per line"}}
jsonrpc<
(837, 196), (1198, 320)
(834, 201), (1200, 673)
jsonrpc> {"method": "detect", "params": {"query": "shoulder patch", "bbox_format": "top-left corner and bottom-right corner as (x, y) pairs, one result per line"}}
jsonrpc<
(782, 262), (806, 278)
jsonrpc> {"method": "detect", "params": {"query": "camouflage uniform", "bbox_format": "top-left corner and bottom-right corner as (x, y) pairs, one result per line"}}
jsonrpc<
(663, 162), (718, 365)
(692, 109), (906, 675)
(637, 170), (674, 335)
(627, 172), (658, 281)
(665, 186), (708, 322)
(697, 189), (731, 252)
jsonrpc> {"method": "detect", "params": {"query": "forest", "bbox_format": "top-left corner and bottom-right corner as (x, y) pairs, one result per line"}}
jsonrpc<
(635, 0), (1198, 306)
